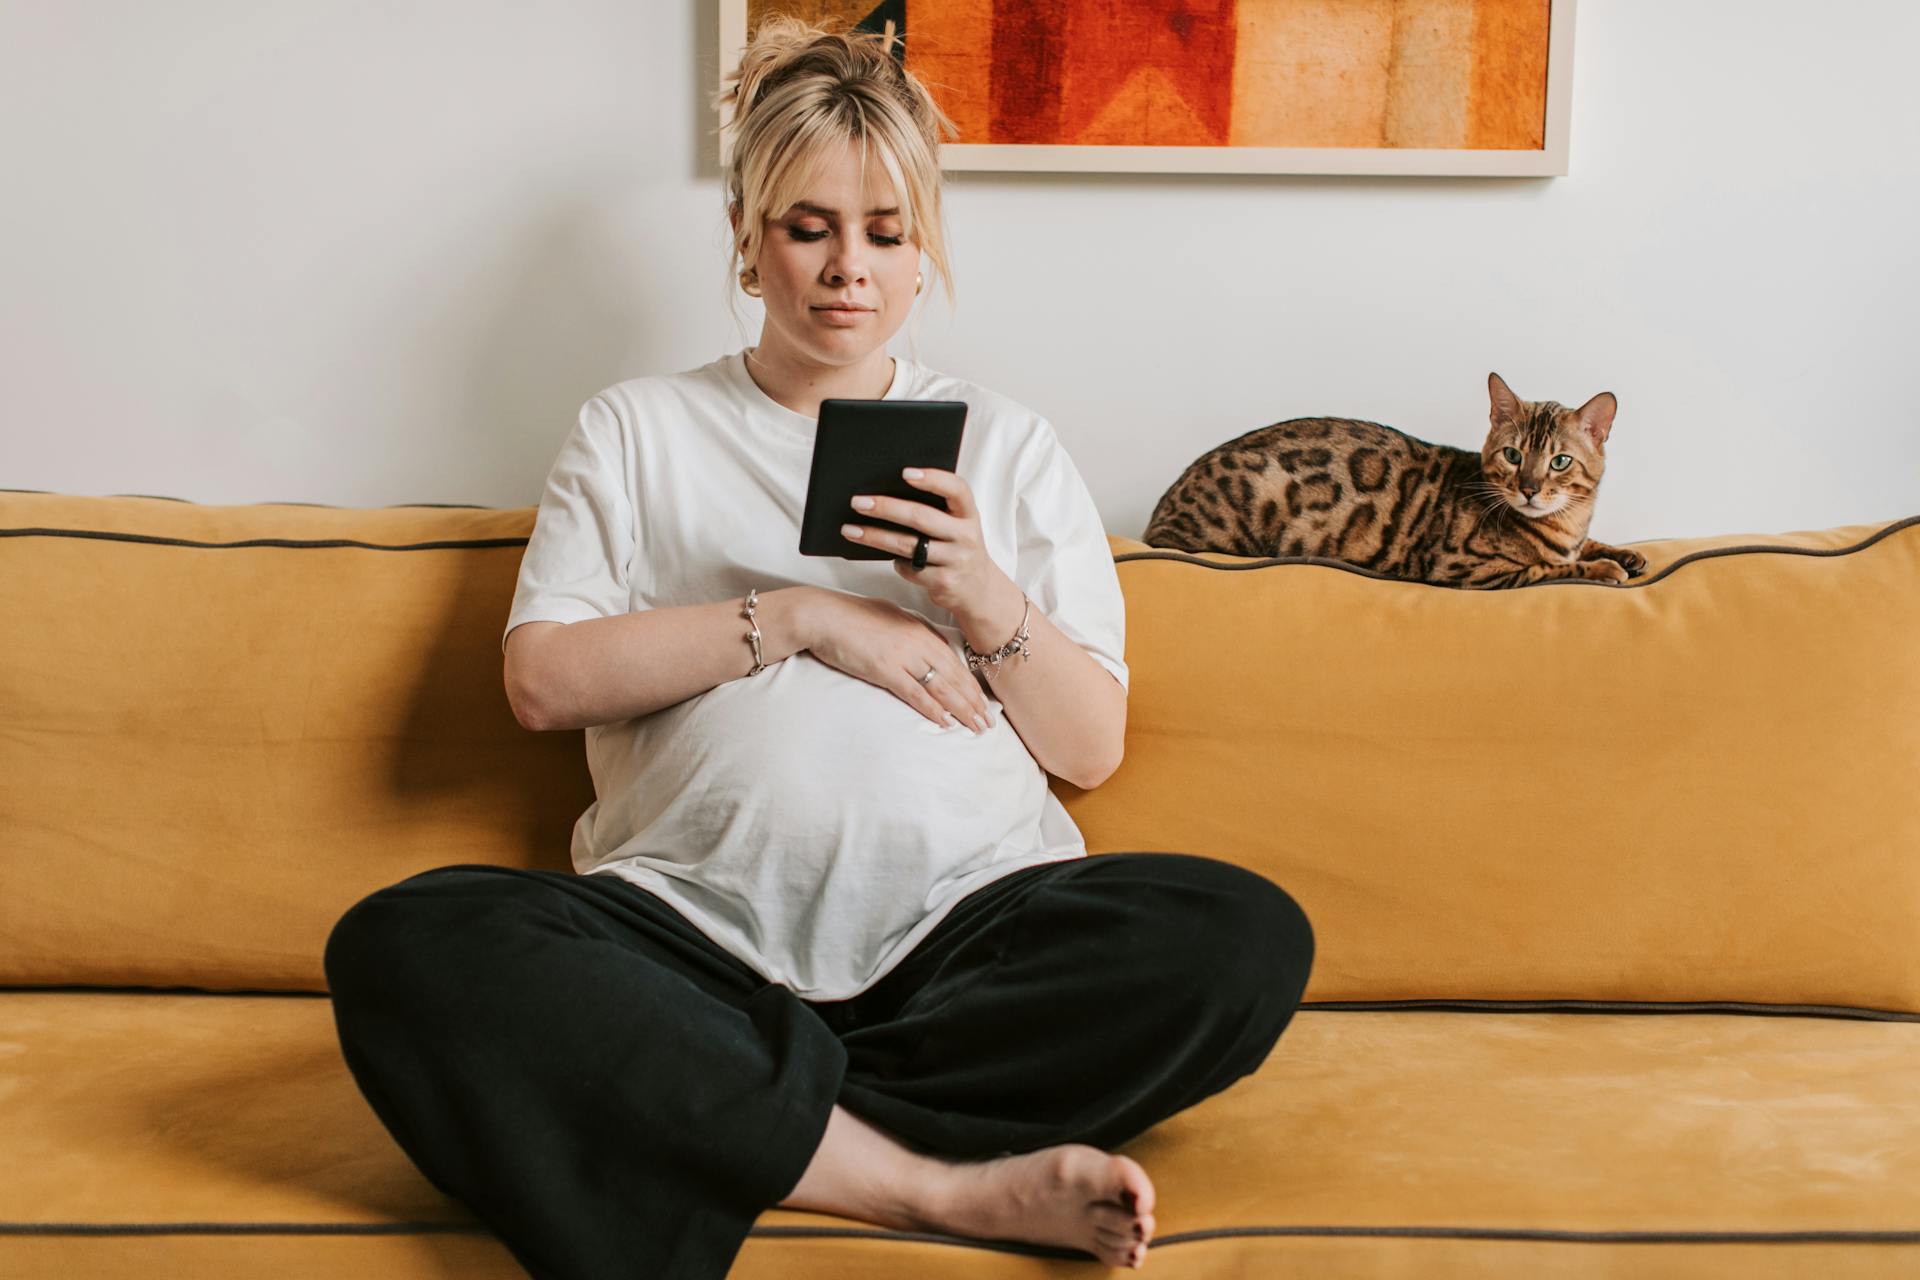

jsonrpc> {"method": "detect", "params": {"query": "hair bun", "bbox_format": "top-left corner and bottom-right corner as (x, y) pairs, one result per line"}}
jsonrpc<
(716, 14), (907, 133)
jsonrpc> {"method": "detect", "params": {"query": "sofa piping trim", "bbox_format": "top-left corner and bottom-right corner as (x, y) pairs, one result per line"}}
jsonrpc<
(0, 983), (333, 998)
(6, 986), (1916, 1022)
(0, 1222), (486, 1236)
(0, 527), (530, 552)
(1298, 997), (1920, 1023)
(0, 488), (492, 509)
(1111, 511), (1920, 589)
(752, 1223), (1920, 1247)
(8, 1221), (1920, 1251)
(1, 510), (1914, 589)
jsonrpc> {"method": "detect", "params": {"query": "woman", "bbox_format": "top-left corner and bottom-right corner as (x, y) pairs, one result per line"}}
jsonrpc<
(323, 16), (1314, 1279)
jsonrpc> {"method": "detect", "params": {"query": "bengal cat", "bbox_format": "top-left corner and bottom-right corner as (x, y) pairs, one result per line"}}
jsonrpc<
(1141, 373), (1648, 588)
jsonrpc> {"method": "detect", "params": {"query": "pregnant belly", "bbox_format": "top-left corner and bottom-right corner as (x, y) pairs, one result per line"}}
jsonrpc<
(652, 656), (1044, 844)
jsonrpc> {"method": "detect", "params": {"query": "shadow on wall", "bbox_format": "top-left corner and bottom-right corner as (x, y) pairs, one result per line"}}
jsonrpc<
(450, 192), (658, 494)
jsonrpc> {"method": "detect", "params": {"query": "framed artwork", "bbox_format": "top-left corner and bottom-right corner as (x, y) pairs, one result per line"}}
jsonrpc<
(718, 1), (1574, 177)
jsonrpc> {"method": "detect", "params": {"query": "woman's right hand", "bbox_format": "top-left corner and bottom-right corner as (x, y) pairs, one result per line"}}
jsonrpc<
(805, 590), (998, 733)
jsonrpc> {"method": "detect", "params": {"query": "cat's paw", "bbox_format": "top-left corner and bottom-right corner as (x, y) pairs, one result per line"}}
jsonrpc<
(1581, 542), (1649, 576)
(1580, 558), (1631, 584)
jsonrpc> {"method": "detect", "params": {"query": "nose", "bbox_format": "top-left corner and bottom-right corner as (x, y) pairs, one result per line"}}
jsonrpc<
(1519, 485), (1538, 499)
(823, 236), (868, 286)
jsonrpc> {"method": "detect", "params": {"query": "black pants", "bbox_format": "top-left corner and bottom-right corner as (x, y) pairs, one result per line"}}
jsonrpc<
(322, 852), (1315, 1280)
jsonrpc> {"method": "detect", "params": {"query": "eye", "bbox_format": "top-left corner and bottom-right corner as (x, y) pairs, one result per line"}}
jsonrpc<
(786, 226), (907, 247)
(1501, 447), (1522, 465)
(1549, 454), (1573, 471)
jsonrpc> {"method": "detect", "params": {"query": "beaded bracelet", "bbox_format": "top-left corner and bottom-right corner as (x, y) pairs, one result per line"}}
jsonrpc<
(964, 593), (1033, 680)
(742, 587), (767, 676)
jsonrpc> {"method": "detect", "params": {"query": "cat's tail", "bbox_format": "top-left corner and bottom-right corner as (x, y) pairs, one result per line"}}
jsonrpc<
(1140, 514), (1222, 553)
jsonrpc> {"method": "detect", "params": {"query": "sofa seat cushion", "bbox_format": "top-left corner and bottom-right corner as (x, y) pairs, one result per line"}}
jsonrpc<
(4, 992), (1917, 1278)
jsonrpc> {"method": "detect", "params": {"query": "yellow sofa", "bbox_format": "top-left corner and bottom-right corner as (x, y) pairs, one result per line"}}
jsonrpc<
(4, 487), (1919, 1279)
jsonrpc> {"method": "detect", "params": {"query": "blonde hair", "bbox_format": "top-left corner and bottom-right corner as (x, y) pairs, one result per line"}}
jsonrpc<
(713, 14), (959, 338)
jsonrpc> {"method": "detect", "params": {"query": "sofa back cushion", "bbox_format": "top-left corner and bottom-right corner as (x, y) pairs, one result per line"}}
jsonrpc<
(1064, 515), (1920, 1015)
(0, 493), (587, 990)
(4, 491), (1917, 1010)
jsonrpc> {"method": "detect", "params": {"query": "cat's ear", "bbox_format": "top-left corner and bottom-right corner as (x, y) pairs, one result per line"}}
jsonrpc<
(1575, 391), (1618, 448)
(1488, 372), (1523, 428)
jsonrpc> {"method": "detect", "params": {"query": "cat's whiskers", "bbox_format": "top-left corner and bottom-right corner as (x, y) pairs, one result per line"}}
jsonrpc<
(1468, 491), (1505, 515)
(1465, 482), (1513, 525)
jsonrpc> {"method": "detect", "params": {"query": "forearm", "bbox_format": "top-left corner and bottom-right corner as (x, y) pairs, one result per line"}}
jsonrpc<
(527, 587), (819, 731)
(953, 575), (1127, 789)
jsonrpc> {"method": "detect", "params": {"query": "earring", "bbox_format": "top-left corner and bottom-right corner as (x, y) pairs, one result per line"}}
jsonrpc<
(739, 268), (761, 298)
(915, 272), (923, 296)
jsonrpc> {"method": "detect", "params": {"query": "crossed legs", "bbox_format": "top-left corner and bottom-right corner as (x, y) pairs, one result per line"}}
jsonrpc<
(323, 853), (1314, 1278)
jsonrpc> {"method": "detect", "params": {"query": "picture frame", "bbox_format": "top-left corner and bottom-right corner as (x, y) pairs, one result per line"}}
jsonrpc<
(717, 1), (1574, 178)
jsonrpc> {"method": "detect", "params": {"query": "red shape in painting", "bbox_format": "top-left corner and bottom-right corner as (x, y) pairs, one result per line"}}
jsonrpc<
(990, 0), (1070, 145)
(990, 0), (1238, 147)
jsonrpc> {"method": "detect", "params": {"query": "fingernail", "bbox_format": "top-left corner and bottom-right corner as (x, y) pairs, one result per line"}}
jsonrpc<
(840, 524), (862, 539)
(973, 714), (988, 732)
(903, 467), (922, 479)
(851, 495), (874, 510)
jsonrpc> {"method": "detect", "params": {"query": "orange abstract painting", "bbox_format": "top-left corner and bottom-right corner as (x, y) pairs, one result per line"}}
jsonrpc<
(742, 0), (1553, 151)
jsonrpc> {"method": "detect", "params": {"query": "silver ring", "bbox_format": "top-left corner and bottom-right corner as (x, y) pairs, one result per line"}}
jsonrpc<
(919, 668), (937, 686)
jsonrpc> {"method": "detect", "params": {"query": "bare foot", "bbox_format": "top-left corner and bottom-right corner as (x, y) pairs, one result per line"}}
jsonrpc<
(916, 1143), (1158, 1269)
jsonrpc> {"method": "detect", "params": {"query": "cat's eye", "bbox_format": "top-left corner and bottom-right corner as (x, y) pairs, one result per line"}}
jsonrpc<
(1501, 447), (1522, 465)
(1549, 454), (1573, 471)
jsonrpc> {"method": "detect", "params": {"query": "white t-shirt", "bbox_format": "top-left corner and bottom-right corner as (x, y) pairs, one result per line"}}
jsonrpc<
(502, 349), (1128, 1001)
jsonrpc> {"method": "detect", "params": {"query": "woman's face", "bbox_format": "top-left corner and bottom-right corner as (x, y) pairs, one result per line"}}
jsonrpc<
(737, 138), (921, 370)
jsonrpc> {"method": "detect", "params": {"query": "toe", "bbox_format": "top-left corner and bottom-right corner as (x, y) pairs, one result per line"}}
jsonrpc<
(1093, 1224), (1134, 1258)
(1113, 1155), (1156, 1218)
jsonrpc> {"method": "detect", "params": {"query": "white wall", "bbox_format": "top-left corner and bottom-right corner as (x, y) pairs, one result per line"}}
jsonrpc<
(3, 1), (1915, 543)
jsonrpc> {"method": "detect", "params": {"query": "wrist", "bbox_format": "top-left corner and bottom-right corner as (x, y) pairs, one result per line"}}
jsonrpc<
(778, 585), (829, 654)
(956, 574), (1027, 654)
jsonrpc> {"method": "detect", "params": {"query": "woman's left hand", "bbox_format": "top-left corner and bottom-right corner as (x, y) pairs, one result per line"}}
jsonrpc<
(842, 467), (1007, 620)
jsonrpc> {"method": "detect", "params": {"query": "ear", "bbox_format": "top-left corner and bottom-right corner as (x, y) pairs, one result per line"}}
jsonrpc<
(1488, 372), (1522, 428)
(1575, 391), (1618, 448)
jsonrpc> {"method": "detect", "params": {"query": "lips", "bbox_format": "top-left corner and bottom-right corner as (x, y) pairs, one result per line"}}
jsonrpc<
(813, 303), (872, 325)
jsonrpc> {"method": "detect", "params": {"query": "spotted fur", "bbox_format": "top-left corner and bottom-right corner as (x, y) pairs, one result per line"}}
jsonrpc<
(1142, 373), (1648, 589)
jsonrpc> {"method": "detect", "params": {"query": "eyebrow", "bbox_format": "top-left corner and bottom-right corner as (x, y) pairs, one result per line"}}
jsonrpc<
(791, 201), (901, 218)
